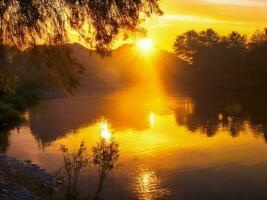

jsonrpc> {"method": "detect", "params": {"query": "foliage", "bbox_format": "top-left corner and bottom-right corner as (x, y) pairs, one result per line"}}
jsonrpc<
(0, 99), (22, 129)
(171, 28), (267, 139)
(0, 0), (162, 50)
(0, 44), (83, 132)
(0, 129), (9, 153)
(0, 80), (38, 131)
(251, 28), (267, 46)
(92, 138), (119, 197)
(246, 28), (267, 88)
(60, 142), (90, 200)
(173, 28), (267, 90)
(0, 68), (18, 94)
(92, 139), (119, 174)
(59, 139), (120, 200)
(22, 45), (85, 94)
(174, 29), (246, 63)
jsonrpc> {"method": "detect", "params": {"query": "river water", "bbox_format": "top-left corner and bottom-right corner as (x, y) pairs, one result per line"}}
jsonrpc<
(3, 85), (267, 200)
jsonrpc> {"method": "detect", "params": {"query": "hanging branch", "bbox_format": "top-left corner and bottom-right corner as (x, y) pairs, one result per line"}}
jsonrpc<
(0, 0), (162, 50)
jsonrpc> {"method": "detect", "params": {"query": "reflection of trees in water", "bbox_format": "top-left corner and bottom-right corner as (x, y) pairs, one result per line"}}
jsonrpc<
(0, 45), (84, 152)
(0, 46), (23, 132)
(0, 130), (10, 153)
(171, 28), (267, 140)
(29, 89), (150, 146)
(175, 91), (267, 140)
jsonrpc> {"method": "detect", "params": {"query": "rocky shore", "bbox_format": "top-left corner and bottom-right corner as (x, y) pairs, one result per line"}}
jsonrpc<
(0, 154), (62, 200)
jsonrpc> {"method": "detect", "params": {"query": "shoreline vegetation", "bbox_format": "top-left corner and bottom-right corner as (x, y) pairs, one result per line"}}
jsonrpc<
(172, 28), (267, 91)
(0, 45), (84, 133)
(159, 27), (267, 140)
(0, 82), (38, 131)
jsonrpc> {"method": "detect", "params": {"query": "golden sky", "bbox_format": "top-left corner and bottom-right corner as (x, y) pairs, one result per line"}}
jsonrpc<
(145, 0), (267, 51)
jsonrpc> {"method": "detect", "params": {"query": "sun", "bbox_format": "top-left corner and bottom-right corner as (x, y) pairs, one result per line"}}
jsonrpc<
(136, 38), (154, 54)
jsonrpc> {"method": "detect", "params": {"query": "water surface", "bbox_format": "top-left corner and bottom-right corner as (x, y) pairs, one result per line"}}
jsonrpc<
(3, 85), (267, 200)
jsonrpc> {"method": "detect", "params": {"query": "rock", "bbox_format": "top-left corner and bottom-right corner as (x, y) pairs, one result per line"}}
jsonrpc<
(24, 160), (32, 164)
(0, 154), (63, 200)
(1, 188), (9, 194)
(0, 180), (39, 200)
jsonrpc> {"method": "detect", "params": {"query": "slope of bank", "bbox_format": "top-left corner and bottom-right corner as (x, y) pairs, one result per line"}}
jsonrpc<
(0, 155), (61, 200)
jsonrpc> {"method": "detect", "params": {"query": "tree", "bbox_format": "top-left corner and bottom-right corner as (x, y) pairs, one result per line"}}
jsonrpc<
(173, 29), (249, 90)
(0, 0), (162, 50)
(221, 31), (247, 58)
(60, 142), (90, 200)
(251, 28), (267, 46)
(173, 29), (248, 64)
(92, 138), (119, 197)
(173, 29), (220, 63)
(199, 28), (220, 46)
(246, 28), (267, 87)
(173, 30), (200, 63)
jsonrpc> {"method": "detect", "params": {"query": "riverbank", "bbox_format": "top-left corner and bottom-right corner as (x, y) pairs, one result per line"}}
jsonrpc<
(0, 154), (62, 200)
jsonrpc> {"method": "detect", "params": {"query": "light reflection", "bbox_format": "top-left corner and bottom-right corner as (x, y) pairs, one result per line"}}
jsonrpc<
(218, 113), (223, 121)
(133, 167), (170, 200)
(149, 112), (155, 128)
(100, 118), (111, 141)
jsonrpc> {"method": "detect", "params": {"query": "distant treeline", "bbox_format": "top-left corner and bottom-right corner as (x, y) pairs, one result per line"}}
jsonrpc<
(173, 28), (267, 90)
(170, 28), (267, 140)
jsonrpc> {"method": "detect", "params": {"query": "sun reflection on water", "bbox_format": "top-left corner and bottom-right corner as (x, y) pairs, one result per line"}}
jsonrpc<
(132, 167), (170, 200)
(100, 118), (111, 141)
(149, 112), (155, 128)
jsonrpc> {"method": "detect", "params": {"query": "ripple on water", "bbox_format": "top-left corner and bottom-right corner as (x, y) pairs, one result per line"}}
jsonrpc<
(131, 166), (171, 200)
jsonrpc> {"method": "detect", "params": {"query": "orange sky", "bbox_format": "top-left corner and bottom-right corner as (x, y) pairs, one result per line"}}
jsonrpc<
(144, 0), (267, 51)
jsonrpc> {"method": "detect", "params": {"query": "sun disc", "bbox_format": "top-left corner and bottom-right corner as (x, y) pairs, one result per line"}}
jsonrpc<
(137, 38), (154, 54)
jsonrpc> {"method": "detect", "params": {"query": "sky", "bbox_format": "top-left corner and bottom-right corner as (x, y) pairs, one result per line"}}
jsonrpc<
(144, 0), (267, 51)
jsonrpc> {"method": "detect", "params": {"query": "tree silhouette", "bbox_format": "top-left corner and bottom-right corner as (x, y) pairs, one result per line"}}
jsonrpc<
(251, 28), (267, 46)
(21, 45), (84, 94)
(0, 44), (84, 135)
(173, 30), (201, 63)
(173, 29), (248, 90)
(173, 29), (247, 64)
(60, 142), (90, 200)
(92, 138), (119, 198)
(246, 28), (267, 88)
(222, 32), (247, 52)
(0, 130), (10, 153)
(171, 28), (267, 140)
(0, 0), (162, 50)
